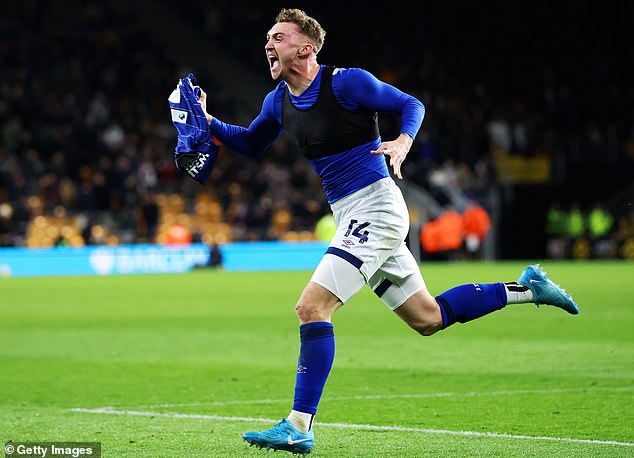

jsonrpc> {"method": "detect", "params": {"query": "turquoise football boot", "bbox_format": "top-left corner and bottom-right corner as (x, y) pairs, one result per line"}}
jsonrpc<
(243, 418), (314, 455)
(518, 264), (579, 314)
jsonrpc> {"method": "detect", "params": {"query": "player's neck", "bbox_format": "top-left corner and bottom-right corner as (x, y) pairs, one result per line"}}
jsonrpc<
(286, 61), (320, 96)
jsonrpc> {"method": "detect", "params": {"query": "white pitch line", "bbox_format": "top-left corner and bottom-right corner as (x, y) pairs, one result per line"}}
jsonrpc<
(137, 386), (634, 409)
(70, 407), (634, 448)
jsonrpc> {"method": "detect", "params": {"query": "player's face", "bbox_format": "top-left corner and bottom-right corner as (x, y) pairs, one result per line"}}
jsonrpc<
(265, 22), (304, 81)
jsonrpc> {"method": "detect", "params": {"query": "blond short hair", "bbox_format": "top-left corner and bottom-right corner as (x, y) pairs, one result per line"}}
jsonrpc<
(276, 8), (326, 53)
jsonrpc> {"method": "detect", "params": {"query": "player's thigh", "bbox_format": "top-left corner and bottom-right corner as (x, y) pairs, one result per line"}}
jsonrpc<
(367, 243), (426, 310)
(368, 244), (443, 334)
(310, 252), (366, 305)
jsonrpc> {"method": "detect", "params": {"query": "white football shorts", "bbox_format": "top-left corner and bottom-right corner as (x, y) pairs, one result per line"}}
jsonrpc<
(311, 177), (426, 310)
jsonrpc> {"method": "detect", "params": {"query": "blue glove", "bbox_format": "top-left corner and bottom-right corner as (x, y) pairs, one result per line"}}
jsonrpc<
(168, 73), (218, 184)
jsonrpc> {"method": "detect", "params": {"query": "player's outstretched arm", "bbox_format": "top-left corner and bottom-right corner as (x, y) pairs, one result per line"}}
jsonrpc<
(197, 88), (281, 159)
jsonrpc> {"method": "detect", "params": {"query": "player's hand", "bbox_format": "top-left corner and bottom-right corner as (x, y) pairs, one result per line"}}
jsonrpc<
(198, 88), (213, 126)
(371, 133), (413, 180)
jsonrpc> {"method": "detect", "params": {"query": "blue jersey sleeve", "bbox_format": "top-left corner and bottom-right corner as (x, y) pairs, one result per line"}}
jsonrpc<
(210, 89), (283, 159)
(333, 68), (425, 140)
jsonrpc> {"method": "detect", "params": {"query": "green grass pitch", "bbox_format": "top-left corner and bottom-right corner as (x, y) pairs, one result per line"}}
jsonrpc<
(1, 260), (633, 457)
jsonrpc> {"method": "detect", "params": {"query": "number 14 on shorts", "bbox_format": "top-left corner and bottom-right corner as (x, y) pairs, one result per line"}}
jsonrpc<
(344, 219), (371, 244)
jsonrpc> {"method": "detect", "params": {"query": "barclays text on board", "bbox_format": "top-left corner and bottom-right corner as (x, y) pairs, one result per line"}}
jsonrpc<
(0, 242), (329, 277)
(0, 244), (209, 277)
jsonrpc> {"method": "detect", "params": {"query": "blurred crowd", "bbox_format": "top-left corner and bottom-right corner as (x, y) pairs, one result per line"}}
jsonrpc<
(546, 200), (634, 259)
(1, 1), (632, 255)
(0, 2), (329, 247)
(1, 2), (176, 246)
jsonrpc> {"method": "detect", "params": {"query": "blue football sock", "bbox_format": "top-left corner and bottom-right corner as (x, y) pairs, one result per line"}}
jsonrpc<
(292, 322), (335, 415)
(436, 283), (507, 329)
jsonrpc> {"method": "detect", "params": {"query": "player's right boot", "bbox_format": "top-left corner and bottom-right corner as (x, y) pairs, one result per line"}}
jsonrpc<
(518, 264), (579, 314)
(243, 418), (314, 455)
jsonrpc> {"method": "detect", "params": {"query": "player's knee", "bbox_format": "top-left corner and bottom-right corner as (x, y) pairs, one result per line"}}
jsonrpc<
(295, 302), (312, 322)
(409, 318), (443, 336)
(296, 301), (326, 323)
(295, 284), (342, 324)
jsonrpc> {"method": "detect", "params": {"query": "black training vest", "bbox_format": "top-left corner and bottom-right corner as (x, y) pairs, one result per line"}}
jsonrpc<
(282, 66), (380, 160)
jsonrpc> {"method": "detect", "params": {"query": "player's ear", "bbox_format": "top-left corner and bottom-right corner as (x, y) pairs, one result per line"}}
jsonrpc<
(298, 43), (313, 56)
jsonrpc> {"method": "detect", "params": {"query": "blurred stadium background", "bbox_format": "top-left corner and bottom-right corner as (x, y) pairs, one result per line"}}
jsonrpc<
(1, 0), (633, 267)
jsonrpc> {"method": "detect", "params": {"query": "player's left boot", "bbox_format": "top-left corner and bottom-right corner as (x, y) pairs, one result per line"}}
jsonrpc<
(518, 264), (579, 314)
(243, 418), (314, 455)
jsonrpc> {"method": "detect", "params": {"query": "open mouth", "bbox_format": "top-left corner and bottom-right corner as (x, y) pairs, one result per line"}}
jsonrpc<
(268, 55), (279, 70)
